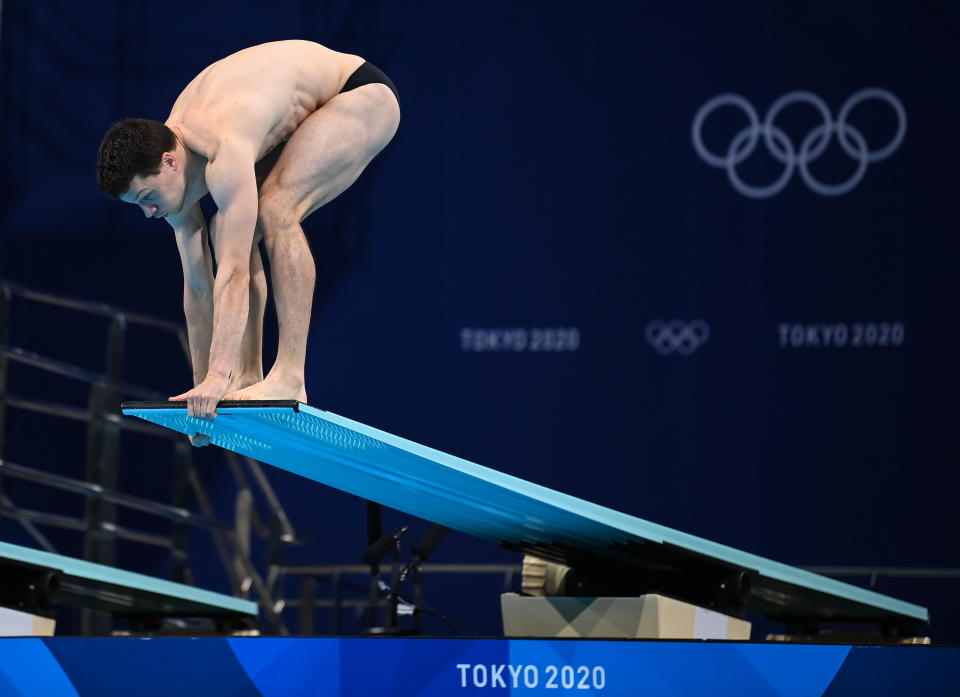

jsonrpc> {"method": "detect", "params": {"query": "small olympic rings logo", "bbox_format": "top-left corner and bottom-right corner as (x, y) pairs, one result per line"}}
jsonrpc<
(645, 320), (710, 356)
(691, 88), (907, 198)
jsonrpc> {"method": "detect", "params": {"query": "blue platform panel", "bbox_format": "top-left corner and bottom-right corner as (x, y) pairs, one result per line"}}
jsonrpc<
(0, 540), (256, 617)
(121, 401), (927, 626)
(0, 636), (956, 696)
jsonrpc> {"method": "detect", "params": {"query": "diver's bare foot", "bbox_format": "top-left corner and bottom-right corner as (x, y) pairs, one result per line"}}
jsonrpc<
(227, 374), (262, 393)
(224, 376), (307, 403)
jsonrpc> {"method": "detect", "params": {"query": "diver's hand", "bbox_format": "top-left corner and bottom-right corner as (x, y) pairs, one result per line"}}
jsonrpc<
(170, 373), (231, 419)
(189, 433), (212, 447)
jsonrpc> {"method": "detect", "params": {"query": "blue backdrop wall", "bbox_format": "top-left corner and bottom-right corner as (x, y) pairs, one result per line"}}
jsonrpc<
(1, 1), (957, 638)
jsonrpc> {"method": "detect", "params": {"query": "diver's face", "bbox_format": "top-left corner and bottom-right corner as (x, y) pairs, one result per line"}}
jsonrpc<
(121, 154), (184, 219)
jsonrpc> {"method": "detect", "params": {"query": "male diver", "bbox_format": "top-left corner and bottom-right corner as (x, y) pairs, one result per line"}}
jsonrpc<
(96, 40), (400, 424)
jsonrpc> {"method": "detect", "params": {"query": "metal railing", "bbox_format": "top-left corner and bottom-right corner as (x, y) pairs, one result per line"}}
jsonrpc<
(279, 562), (522, 635)
(0, 279), (300, 634)
(278, 560), (960, 637)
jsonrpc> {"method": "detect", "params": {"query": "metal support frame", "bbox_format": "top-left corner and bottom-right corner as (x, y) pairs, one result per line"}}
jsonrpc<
(171, 442), (193, 585)
(0, 284), (9, 539)
(365, 501), (383, 629)
(0, 279), (300, 634)
(283, 563), (521, 636)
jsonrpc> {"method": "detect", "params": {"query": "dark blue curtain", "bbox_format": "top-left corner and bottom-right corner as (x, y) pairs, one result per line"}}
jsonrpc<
(1, 1), (957, 638)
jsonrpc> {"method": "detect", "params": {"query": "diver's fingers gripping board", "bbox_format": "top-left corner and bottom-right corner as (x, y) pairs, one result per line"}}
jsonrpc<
(121, 400), (928, 627)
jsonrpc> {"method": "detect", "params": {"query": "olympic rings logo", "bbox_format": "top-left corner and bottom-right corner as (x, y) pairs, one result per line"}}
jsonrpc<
(645, 320), (710, 356)
(691, 88), (907, 198)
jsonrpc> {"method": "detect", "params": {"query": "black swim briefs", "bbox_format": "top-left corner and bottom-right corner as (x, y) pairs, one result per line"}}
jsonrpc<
(255, 62), (399, 185)
(340, 61), (400, 109)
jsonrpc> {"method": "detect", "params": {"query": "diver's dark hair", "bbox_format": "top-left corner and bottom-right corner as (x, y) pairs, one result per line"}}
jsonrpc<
(96, 119), (176, 198)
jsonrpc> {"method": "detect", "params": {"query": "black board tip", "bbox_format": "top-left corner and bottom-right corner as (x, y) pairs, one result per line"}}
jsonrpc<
(121, 400), (301, 412)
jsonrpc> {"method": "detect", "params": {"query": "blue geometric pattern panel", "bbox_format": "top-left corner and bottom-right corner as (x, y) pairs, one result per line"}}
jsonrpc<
(0, 637), (954, 696)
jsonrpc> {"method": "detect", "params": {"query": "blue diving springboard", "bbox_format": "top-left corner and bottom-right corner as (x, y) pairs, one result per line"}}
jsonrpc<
(0, 541), (257, 621)
(121, 401), (928, 630)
